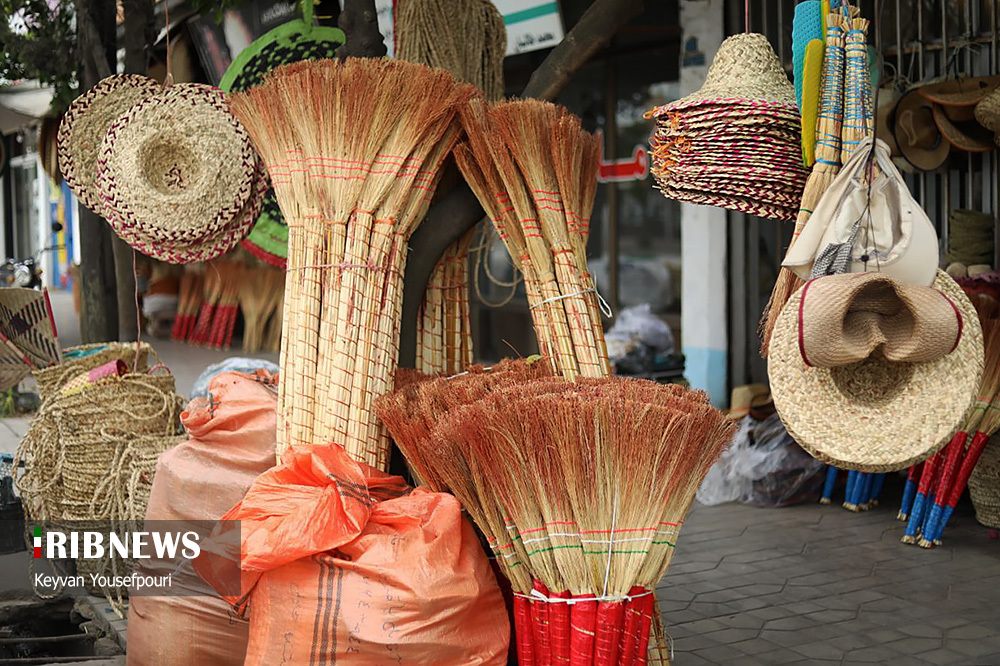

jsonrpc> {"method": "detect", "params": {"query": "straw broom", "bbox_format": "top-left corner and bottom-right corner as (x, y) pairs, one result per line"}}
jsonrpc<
(457, 99), (609, 378)
(492, 101), (610, 378)
(454, 132), (554, 362)
(229, 62), (323, 453)
(190, 264), (223, 345)
(239, 267), (281, 352)
(760, 12), (848, 356)
(350, 118), (469, 467)
(231, 60), (469, 465)
(427, 378), (731, 666)
(903, 299), (999, 544)
(840, 18), (872, 164)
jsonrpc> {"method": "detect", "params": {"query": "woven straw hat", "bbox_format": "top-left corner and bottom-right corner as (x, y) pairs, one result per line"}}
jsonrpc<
(57, 74), (160, 215)
(894, 88), (951, 171)
(797, 273), (962, 367)
(932, 105), (995, 153)
(975, 87), (1000, 132)
(96, 83), (257, 244)
(769, 270), (983, 472)
(668, 33), (797, 109)
(919, 75), (1000, 110)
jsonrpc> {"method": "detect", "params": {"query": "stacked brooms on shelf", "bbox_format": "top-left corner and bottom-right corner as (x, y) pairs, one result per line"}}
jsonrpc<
(377, 359), (733, 666)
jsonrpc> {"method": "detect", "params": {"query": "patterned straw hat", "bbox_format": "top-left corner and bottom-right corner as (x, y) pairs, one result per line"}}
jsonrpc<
(646, 33), (808, 222)
(769, 270), (983, 472)
(218, 10), (345, 269)
(57, 74), (160, 215)
(95, 83), (263, 264)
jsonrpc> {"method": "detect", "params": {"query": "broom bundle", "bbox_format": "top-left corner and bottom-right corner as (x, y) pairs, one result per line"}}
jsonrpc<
(189, 263), (224, 345)
(239, 265), (284, 352)
(759, 12), (850, 356)
(229, 58), (474, 467)
(378, 372), (732, 666)
(416, 229), (476, 374)
(455, 98), (609, 379)
(170, 268), (204, 342)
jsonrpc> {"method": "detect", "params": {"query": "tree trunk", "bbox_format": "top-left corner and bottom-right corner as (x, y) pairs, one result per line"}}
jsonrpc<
(337, 0), (387, 59)
(112, 0), (154, 341)
(74, 0), (119, 343)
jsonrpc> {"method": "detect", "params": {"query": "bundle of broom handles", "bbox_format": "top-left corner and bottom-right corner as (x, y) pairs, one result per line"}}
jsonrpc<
(819, 467), (886, 510)
(897, 428), (990, 547)
(515, 584), (660, 666)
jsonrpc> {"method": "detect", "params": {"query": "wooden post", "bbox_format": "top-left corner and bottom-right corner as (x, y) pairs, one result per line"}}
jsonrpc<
(111, 0), (155, 341)
(74, 0), (119, 343)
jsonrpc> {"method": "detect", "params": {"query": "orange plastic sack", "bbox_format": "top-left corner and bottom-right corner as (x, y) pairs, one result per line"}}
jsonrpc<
(127, 371), (278, 666)
(199, 445), (510, 666)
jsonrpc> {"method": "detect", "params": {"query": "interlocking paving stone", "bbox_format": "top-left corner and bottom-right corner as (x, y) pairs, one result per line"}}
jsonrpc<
(919, 648), (971, 665)
(658, 497), (1000, 665)
(884, 636), (944, 654)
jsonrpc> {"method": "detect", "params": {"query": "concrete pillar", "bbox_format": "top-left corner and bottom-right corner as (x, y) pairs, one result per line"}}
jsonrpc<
(679, 0), (728, 407)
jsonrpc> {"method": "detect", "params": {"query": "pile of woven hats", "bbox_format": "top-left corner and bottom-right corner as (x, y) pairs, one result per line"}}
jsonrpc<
(58, 75), (266, 264)
(647, 33), (809, 222)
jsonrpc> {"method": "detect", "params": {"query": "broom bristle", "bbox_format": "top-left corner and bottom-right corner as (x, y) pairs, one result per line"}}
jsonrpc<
(975, 317), (1000, 435)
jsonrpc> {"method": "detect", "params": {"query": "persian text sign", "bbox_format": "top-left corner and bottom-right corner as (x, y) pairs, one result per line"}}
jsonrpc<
(498, 1), (564, 56)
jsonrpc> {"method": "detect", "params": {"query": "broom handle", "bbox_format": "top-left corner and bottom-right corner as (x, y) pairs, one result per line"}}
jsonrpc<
(919, 431), (968, 545)
(842, 470), (858, 509)
(903, 439), (953, 541)
(514, 596), (537, 666)
(898, 462), (923, 520)
(928, 431), (990, 543)
(820, 466), (837, 504)
(569, 598), (597, 666)
(870, 473), (886, 506)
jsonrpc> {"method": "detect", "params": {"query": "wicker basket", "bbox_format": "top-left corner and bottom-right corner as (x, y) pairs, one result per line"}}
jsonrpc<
(33, 342), (152, 402)
(969, 433), (1000, 529)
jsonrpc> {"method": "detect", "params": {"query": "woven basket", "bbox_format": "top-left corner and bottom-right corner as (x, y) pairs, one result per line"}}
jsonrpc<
(33, 343), (152, 402)
(969, 433), (1000, 528)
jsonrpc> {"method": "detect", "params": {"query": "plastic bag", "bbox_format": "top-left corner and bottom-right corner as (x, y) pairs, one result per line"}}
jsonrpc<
(127, 372), (278, 666)
(196, 444), (510, 666)
(190, 358), (279, 399)
(606, 304), (675, 354)
(697, 413), (825, 507)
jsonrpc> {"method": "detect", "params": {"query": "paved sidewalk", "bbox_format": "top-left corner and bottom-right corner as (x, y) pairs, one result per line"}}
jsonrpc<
(659, 490), (1000, 666)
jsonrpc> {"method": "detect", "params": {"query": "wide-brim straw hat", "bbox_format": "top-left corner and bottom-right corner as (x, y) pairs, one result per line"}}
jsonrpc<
(96, 83), (258, 253)
(919, 75), (1000, 110)
(769, 270), (983, 472)
(932, 104), (995, 153)
(874, 85), (902, 156)
(219, 17), (345, 269)
(57, 74), (160, 215)
(894, 88), (951, 171)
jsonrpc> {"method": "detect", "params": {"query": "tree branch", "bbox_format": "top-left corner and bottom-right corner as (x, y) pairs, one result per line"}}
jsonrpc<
(336, 0), (387, 59)
(523, 0), (643, 101)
